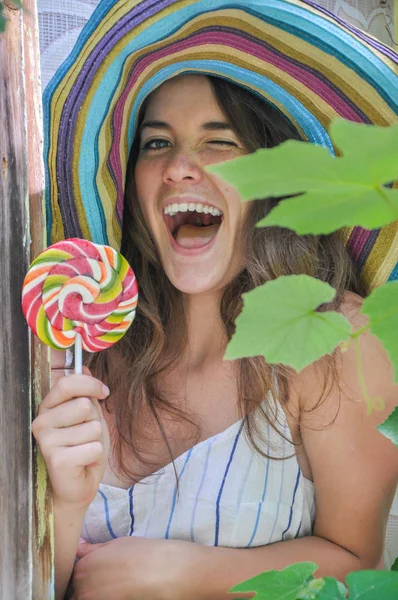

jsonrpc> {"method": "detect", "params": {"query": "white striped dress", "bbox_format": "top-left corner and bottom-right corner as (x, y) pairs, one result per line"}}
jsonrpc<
(82, 396), (316, 548)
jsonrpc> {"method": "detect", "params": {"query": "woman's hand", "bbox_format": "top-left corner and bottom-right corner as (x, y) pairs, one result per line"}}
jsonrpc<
(70, 536), (212, 600)
(32, 349), (111, 509)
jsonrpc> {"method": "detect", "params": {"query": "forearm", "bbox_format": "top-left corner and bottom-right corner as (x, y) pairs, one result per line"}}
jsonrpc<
(195, 536), (363, 600)
(54, 499), (87, 600)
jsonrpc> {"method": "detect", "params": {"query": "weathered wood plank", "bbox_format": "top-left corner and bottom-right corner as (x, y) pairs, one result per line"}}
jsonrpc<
(22, 0), (54, 597)
(0, 1), (52, 598)
(0, 5), (32, 598)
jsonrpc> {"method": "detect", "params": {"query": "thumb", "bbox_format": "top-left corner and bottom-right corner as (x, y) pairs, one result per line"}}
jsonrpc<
(76, 538), (104, 559)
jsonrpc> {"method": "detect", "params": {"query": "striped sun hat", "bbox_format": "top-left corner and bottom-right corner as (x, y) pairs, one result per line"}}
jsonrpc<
(43, 0), (398, 292)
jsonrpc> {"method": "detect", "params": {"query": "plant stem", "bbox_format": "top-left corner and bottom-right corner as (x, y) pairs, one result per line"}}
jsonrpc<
(353, 336), (385, 415)
(350, 324), (371, 339)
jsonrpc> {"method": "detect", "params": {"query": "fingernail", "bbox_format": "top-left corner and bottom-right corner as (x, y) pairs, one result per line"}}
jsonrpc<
(102, 384), (110, 397)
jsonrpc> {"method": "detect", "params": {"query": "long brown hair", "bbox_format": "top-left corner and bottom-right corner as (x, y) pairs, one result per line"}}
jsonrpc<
(87, 75), (365, 482)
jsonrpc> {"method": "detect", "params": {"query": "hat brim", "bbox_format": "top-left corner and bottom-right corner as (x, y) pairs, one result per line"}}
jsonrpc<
(43, 0), (398, 291)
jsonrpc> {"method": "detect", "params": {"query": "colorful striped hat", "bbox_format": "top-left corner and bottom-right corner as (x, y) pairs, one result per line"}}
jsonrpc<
(43, 0), (398, 292)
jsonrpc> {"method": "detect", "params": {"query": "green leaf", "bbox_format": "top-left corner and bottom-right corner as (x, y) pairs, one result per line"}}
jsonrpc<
(329, 119), (398, 185)
(255, 186), (398, 235)
(360, 281), (398, 383)
(376, 407), (398, 448)
(313, 577), (347, 599)
(296, 578), (326, 599)
(225, 275), (351, 372)
(207, 120), (398, 235)
(345, 570), (398, 600)
(229, 562), (320, 599)
(392, 558), (398, 572)
(209, 142), (336, 199)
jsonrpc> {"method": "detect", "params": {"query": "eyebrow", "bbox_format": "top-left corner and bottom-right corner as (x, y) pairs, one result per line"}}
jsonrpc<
(141, 120), (233, 132)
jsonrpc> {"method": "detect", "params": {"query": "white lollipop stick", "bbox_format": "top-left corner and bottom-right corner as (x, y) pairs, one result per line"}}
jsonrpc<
(74, 332), (83, 375)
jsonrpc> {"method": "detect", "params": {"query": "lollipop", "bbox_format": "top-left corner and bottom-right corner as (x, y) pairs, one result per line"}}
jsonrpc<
(22, 238), (138, 373)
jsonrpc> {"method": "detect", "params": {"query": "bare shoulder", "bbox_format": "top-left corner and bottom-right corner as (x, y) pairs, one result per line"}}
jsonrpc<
(339, 289), (367, 329)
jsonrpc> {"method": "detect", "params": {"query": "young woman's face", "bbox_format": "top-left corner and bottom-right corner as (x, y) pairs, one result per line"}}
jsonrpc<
(134, 75), (249, 295)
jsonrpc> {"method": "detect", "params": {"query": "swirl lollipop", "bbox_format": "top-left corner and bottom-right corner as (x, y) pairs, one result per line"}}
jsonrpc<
(22, 238), (138, 373)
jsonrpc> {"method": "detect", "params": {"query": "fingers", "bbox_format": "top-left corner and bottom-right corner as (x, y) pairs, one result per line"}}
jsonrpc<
(39, 419), (104, 453)
(34, 395), (101, 431)
(50, 441), (105, 471)
(40, 375), (110, 412)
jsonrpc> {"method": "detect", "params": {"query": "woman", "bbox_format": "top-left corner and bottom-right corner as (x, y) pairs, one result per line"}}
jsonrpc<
(34, 1), (398, 599)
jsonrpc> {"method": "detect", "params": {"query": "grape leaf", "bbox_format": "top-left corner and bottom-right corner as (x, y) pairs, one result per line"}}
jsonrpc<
(229, 562), (322, 599)
(207, 120), (398, 235)
(360, 281), (398, 383)
(313, 577), (347, 599)
(345, 570), (398, 599)
(225, 275), (351, 372)
(376, 407), (398, 448)
(255, 186), (398, 235)
(296, 578), (332, 599)
(392, 558), (398, 572)
(229, 565), (398, 600)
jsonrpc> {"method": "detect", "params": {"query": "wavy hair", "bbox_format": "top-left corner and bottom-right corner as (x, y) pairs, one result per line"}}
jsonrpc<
(87, 76), (365, 483)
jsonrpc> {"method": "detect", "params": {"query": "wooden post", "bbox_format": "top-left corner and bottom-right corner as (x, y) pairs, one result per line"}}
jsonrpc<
(0, 1), (53, 598)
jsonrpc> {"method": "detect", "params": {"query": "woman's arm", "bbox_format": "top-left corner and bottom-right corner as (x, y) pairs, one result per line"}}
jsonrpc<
(34, 349), (108, 600)
(189, 535), (362, 600)
(54, 500), (87, 600)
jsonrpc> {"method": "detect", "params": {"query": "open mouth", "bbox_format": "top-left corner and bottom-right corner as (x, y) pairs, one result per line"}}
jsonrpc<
(163, 203), (223, 250)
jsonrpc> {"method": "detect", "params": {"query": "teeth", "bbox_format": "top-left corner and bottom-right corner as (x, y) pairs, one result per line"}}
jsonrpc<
(164, 202), (222, 217)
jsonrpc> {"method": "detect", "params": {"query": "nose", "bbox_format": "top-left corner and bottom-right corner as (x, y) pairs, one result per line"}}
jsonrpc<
(162, 149), (204, 186)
